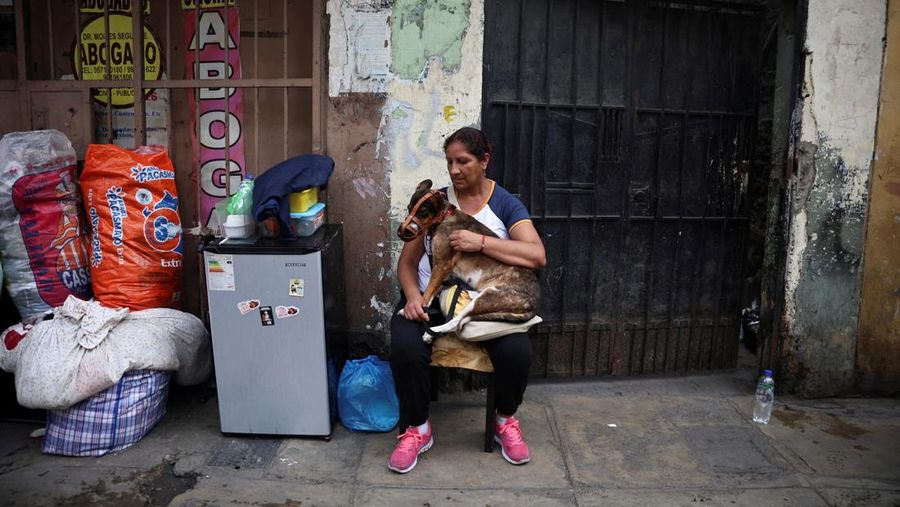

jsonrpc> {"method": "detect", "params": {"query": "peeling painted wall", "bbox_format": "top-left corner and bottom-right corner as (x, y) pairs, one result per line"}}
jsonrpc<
(858, 0), (900, 395)
(781, 0), (887, 396)
(327, 0), (484, 337)
(325, 95), (394, 336)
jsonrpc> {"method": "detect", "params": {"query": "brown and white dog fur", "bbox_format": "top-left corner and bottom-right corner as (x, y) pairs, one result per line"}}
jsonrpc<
(397, 179), (539, 342)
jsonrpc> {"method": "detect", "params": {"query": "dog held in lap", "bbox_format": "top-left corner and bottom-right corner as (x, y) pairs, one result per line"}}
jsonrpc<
(397, 179), (539, 343)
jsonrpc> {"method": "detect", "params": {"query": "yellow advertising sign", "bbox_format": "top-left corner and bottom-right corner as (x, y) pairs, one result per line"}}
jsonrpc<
(181, 0), (236, 9)
(80, 0), (151, 14)
(73, 14), (162, 107)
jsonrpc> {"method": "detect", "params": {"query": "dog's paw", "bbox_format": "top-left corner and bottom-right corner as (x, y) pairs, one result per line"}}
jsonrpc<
(422, 333), (433, 344)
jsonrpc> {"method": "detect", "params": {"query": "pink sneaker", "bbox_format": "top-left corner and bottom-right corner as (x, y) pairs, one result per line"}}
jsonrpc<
(388, 424), (433, 473)
(494, 416), (530, 465)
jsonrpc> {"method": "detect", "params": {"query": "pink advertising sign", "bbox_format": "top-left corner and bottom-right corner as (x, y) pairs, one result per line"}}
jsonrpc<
(185, 6), (247, 228)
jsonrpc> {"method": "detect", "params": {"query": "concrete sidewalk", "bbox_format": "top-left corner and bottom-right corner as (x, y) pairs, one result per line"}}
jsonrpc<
(1, 367), (899, 506)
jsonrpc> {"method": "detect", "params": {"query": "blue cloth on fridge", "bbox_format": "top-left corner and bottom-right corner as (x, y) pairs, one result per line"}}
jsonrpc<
(251, 154), (334, 238)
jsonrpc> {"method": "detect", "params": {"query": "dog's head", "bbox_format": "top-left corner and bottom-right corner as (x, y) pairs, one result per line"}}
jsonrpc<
(397, 179), (450, 242)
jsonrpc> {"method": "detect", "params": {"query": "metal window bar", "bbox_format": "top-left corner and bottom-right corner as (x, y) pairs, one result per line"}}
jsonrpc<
(540, 0), (554, 377)
(74, 4), (81, 81)
(639, 1), (670, 374)
(707, 11), (744, 368)
(683, 2), (716, 371)
(516, 0), (526, 204)
(312, 0), (325, 154)
(607, 0), (639, 375)
(565, 0), (579, 376)
(104, 2), (112, 143)
(283, 0), (288, 161)
(165, 1), (174, 160)
(514, 0), (527, 201)
(10, 78), (314, 90)
(255, 0), (259, 176)
(132, 2), (145, 146)
(74, 1), (90, 153)
(224, 2), (231, 198)
(194, 0), (202, 224)
(586, 0), (606, 374)
(663, 1), (697, 372)
(6, 1), (321, 159)
(46, 0), (53, 80)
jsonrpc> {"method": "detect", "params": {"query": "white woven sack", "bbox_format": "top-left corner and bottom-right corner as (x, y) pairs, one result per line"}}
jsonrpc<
(0, 296), (211, 409)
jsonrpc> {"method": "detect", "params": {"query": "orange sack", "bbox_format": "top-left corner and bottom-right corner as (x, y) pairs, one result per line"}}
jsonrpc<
(81, 145), (183, 311)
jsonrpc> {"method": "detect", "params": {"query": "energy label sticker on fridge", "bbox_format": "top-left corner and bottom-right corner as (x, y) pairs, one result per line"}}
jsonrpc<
(206, 254), (235, 291)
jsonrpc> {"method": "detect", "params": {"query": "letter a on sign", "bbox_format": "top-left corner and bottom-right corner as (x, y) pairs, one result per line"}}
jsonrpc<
(189, 11), (237, 50)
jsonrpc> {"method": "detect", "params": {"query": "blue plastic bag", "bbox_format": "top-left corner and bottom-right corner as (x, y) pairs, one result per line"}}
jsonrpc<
(337, 355), (399, 432)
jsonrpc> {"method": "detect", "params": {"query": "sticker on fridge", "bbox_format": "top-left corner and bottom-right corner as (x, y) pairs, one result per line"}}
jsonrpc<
(237, 299), (260, 315)
(276, 305), (299, 319)
(259, 306), (274, 326)
(289, 278), (304, 297)
(206, 253), (235, 291)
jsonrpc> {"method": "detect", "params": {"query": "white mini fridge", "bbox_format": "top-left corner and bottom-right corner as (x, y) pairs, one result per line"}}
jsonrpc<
(203, 225), (346, 437)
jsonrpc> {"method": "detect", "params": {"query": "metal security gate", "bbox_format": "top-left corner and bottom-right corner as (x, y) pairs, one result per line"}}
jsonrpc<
(0, 0), (324, 317)
(483, 0), (764, 376)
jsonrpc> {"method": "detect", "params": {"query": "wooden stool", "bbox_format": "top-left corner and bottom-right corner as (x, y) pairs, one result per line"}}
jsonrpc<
(398, 334), (495, 453)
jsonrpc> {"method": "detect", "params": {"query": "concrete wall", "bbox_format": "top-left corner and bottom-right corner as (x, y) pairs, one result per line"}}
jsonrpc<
(858, 0), (900, 395)
(326, 0), (484, 338)
(781, 0), (887, 396)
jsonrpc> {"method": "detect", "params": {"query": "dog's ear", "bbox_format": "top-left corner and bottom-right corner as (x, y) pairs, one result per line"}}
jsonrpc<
(415, 179), (433, 193)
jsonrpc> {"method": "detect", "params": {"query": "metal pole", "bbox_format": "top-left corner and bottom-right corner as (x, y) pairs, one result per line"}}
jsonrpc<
(132, 1), (146, 147)
(254, 0), (259, 176)
(224, 2), (232, 197)
(104, 2), (113, 142)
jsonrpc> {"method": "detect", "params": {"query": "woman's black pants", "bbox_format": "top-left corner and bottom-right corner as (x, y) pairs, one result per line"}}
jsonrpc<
(390, 301), (533, 428)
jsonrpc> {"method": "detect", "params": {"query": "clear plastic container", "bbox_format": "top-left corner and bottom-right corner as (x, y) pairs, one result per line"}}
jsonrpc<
(289, 202), (325, 237)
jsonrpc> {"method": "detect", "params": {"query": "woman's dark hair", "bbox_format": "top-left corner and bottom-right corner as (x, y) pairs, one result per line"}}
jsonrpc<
(443, 127), (492, 160)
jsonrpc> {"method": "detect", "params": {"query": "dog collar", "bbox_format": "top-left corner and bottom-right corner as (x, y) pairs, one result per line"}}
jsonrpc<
(398, 190), (453, 242)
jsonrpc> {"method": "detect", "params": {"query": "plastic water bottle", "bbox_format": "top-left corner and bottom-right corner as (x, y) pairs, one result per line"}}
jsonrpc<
(226, 176), (254, 215)
(753, 369), (775, 424)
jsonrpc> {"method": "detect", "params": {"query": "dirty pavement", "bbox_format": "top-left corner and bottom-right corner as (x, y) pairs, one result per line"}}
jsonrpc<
(1, 366), (898, 506)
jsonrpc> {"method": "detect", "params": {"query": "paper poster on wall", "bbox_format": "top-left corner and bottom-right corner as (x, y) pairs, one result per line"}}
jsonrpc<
(92, 88), (169, 148)
(74, 13), (162, 107)
(72, 11), (168, 148)
(184, 5), (247, 229)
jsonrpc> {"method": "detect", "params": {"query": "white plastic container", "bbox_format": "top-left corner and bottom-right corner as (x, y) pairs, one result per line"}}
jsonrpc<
(289, 202), (325, 237)
(224, 214), (255, 239)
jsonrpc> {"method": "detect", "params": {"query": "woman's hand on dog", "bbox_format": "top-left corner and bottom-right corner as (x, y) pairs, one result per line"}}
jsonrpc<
(448, 230), (484, 252)
(402, 294), (430, 322)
